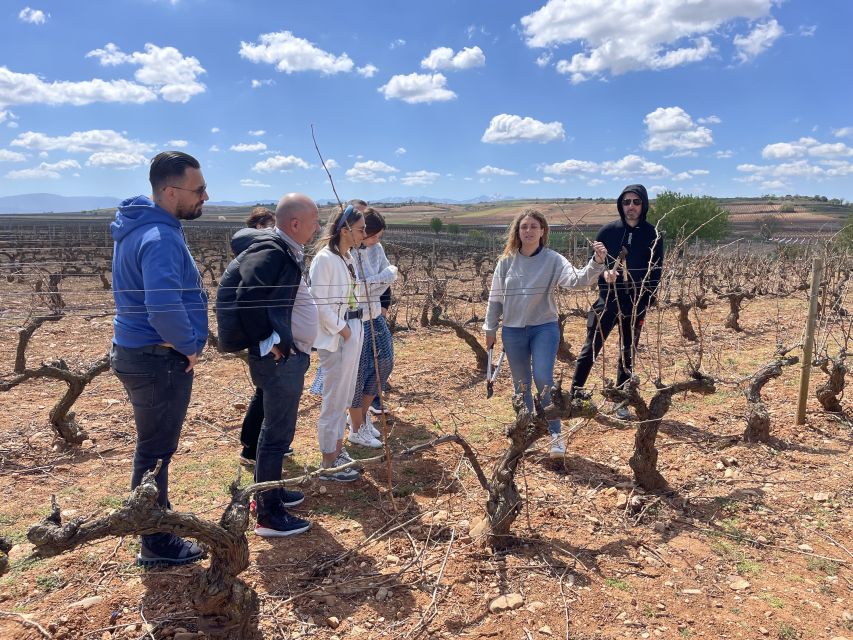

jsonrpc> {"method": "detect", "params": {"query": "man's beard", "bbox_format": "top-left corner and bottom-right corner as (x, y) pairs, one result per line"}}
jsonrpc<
(176, 204), (203, 220)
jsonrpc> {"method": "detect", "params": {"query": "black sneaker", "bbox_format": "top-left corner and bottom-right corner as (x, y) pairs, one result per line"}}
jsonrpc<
(255, 510), (311, 537)
(280, 489), (304, 507)
(137, 533), (205, 567)
(283, 447), (294, 458)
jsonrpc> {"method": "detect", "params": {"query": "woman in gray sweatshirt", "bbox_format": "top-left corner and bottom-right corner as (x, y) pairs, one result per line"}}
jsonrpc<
(483, 209), (606, 458)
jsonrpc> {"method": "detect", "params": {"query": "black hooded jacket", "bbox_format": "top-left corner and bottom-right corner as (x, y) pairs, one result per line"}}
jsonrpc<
(594, 184), (664, 314)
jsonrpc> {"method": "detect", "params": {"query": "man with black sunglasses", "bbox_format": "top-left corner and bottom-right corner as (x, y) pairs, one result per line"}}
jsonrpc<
(569, 184), (664, 417)
(110, 151), (209, 566)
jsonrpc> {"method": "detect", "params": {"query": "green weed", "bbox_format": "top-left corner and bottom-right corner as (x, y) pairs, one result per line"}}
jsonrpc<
(604, 577), (631, 592)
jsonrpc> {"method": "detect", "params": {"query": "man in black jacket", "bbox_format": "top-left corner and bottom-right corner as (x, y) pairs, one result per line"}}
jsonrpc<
(228, 208), (282, 467)
(570, 184), (663, 416)
(217, 193), (320, 537)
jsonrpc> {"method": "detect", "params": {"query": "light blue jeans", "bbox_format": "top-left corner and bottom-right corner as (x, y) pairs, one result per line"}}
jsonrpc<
(501, 321), (561, 435)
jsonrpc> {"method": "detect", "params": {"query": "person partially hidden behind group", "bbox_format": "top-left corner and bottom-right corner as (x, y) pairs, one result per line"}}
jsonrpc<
(308, 205), (368, 481)
(483, 209), (607, 458)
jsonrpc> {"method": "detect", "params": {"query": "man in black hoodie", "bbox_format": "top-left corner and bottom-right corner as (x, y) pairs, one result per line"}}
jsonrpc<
(570, 184), (663, 415)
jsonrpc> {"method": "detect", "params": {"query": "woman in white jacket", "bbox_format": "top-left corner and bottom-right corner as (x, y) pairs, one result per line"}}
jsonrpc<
(309, 205), (366, 482)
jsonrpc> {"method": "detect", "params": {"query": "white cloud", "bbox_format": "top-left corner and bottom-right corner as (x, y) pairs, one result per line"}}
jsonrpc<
(357, 64), (378, 78)
(389, 39), (406, 50)
(211, 127), (220, 133)
(85, 43), (206, 103)
(799, 25), (817, 37)
(167, 139), (188, 148)
(697, 115), (721, 124)
(0, 66), (157, 108)
(248, 130), (265, 137)
(672, 169), (710, 181)
(240, 178), (271, 188)
(481, 114), (565, 144)
(421, 46), (485, 71)
(251, 79), (275, 89)
(252, 154), (311, 172)
(231, 142), (267, 152)
(324, 158), (339, 169)
(239, 31), (354, 75)
(520, 178), (540, 184)
(209, 145), (220, 152)
(832, 127), (853, 139)
(542, 159), (598, 175)
(395, 147), (407, 156)
(644, 106), (713, 152)
(6, 159), (80, 179)
(600, 154), (670, 177)
(521, 0), (776, 82)
(0, 149), (26, 162)
(401, 170), (440, 186)
(18, 7), (48, 25)
(587, 178), (605, 186)
(535, 52), (552, 68)
(477, 165), (517, 176)
(86, 152), (148, 169)
(762, 137), (853, 160)
(737, 159), (828, 181)
(10, 129), (154, 155)
(345, 160), (399, 183)
(734, 19), (784, 63)
(543, 176), (566, 184)
(378, 73), (456, 104)
(715, 149), (734, 159)
(760, 179), (788, 191)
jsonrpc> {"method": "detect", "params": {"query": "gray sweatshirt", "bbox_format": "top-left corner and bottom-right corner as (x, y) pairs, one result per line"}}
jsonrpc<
(483, 248), (604, 337)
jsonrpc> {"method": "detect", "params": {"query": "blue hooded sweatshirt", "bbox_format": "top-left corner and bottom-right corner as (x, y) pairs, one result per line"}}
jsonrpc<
(111, 195), (208, 356)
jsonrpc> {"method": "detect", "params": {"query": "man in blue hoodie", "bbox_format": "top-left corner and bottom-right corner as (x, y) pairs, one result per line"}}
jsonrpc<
(570, 184), (664, 417)
(110, 151), (209, 566)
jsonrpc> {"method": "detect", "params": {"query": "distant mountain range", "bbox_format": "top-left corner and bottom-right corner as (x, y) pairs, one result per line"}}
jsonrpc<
(0, 192), (513, 214)
(0, 193), (124, 214)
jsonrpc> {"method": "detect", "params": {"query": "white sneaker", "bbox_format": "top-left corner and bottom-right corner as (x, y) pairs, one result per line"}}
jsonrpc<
(364, 412), (382, 438)
(549, 438), (566, 459)
(348, 427), (383, 448)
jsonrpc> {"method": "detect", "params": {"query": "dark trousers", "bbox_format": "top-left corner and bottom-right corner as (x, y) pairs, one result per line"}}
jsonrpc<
(571, 298), (644, 393)
(248, 352), (309, 516)
(110, 344), (194, 508)
(239, 388), (264, 459)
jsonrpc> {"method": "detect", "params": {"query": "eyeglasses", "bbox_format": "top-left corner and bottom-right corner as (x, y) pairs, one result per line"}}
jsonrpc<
(168, 184), (208, 196)
(622, 198), (642, 206)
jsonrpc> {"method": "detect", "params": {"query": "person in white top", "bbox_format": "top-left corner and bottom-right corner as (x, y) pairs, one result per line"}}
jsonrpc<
(346, 208), (398, 447)
(309, 205), (367, 482)
(483, 209), (607, 458)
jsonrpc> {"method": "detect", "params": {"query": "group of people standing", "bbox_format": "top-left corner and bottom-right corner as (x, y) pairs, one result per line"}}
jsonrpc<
(483, 184), (663, 457)
(216, 198), (397, 538)
(109, 149), (662, 567)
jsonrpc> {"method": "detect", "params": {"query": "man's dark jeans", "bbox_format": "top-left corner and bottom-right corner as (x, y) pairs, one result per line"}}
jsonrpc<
(571, 297), (644, 393)
(248, 351), (309, 516)
(240, 387), (264, 459)
(110, 344), (194, 508)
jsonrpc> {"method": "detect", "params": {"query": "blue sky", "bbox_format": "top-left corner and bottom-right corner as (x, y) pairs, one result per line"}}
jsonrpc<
(0, 0), (851, 203)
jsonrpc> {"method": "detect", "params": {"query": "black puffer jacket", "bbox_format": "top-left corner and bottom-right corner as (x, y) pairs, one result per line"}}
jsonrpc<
(216, 234), (301, 354)
(594, 184), (664, 313)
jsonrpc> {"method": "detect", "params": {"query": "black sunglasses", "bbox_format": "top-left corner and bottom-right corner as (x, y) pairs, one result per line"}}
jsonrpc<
(168, 184), (208, 197)
(622, 198), (642, 206)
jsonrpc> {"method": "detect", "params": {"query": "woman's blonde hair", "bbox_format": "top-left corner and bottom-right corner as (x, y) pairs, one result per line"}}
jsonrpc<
(314, 205), (364, 255)
(501, 209), (550, 257)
